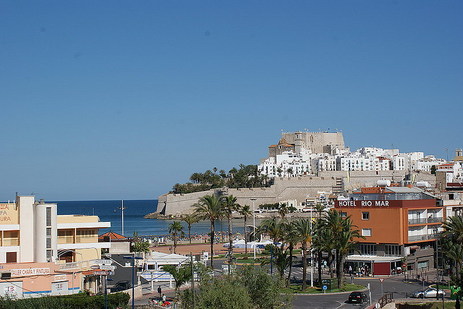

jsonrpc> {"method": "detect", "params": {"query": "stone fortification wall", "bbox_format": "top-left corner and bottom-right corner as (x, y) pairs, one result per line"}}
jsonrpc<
(282, 131), (345, 153)
(156, 176), (338, 216)
(156, 171), (436, 216)
(318, 170), (407, 192)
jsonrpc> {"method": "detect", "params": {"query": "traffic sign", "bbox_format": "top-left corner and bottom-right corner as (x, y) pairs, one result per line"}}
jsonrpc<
(94, 259), (112, 265)
(94, 271), (108, 276)
(322, 285), (328, 290)
(100, 265), (116, 271)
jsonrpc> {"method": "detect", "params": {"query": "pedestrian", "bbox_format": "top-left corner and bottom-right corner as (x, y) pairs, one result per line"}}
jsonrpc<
(162, 294), (167, 302)
(158, 286), (162, 298)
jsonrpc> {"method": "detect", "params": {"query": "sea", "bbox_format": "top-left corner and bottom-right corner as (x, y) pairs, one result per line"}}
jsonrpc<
(54, 200), (246, 238)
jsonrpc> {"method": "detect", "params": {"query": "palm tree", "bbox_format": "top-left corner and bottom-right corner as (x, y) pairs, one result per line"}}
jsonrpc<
(312, 202), (327, 285)
(334, 214), (362, 288)
(294, 218), (313, 290)
(323, 210), (345, 279)
(441, 216), (463, 282)
(283, 223), (299, 287)
(182, 213), (199, 244)
(266, 245), (291, 280)
(194, 194), (223, 267)
(442, 215), (463, 243)
(221, 195), (240, 268)
(239, 205), (252, 256)
(258, 217), (287, 249)
(169, 221), (184, 254)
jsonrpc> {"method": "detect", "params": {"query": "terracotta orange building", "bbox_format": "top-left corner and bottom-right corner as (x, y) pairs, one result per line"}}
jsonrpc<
(334, 186), (444, 276)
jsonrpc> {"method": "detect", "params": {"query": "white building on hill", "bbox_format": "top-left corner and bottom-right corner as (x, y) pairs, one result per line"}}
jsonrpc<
(258, 131), (448, 178)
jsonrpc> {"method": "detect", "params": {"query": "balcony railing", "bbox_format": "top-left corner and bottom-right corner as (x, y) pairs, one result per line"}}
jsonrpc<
(408, 217), (443, 225)
(427, 217), (443, 223)
(57, 259), (99, 271)
(408, 218), (427, 225)
(408, 234), (437, 242)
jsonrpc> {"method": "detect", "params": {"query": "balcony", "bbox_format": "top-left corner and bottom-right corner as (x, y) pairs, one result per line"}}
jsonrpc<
(57, 259), (99, 271)
(408, 218), (427, 225)
(408, 234), (437, 242)
(427, 217), (443, 223)
(408, 217), (443, 225)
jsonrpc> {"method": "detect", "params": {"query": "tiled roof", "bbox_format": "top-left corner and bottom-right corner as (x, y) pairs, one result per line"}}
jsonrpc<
(98, 231), (127, 241)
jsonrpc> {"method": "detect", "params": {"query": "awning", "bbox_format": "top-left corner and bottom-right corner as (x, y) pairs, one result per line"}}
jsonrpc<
(346, 255), (402, 263)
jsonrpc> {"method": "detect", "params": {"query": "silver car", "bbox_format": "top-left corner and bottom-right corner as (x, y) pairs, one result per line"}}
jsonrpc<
(412, 287), (445, 298)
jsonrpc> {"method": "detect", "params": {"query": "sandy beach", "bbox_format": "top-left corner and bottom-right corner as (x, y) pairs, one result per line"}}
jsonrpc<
(152, 242), (247, 256)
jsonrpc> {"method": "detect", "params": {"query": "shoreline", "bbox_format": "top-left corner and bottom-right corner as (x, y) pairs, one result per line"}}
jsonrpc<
(144, 211), (318, 220)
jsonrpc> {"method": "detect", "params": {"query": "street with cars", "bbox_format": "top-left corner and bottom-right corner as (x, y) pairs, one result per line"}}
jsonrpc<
(128, 258), (451, 308)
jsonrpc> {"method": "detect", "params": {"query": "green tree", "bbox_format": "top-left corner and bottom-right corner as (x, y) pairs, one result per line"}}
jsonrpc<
(237, 266), (290, 309)
(264, 245), (291, 280)
(222, 195), (240, 268)
(169, 221), (184, 254)
(132, 240), (150, 255)
(441, 216), (463, 283)
(258, 217), (286, 248)
(180, 266), (290, 309)
(321, 210), (343, 279)
(276, 203), (296, 219)
(194, 194), (223, 267)
(162, 264), (193, 297)
(293, 218), (313, 290)
(311, 202), (328, 285)
(283, 223), (299, 286)
(333, 213), (363, 288)
(182, 213), (199, 244)
(239, 205), (252, 256)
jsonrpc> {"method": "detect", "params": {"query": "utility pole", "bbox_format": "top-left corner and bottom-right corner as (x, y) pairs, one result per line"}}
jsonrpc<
(191, 252), (195, 309)
(251, 198), (257, 260)
(309, 199), (314, 287)
(117, 200), (126, 236)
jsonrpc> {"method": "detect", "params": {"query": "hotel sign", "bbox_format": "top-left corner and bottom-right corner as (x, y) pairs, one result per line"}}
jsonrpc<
(11, 268), (51, 277)
(337, 200), (390, 207)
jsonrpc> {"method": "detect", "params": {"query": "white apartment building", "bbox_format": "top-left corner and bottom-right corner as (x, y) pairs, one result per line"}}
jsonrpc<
(258, 132), (447, 178)
(0, 196), (110, 264)
(0, 196), (112, 297)
(413, 156), (447, 173)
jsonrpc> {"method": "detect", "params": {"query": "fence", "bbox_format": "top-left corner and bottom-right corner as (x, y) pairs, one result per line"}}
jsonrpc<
(378, 293), (393, 308)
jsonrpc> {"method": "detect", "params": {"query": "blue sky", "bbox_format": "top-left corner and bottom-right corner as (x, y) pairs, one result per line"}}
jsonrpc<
(1, 1), (462, 201)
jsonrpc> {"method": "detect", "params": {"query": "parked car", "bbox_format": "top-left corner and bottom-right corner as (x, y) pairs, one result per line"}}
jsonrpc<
(348, 291), (368, 303)
(412, 287), (445, 299)
(110, 280), (131, 292)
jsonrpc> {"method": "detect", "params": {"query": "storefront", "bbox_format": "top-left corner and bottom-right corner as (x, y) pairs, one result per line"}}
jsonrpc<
(346, 255), (403, 276)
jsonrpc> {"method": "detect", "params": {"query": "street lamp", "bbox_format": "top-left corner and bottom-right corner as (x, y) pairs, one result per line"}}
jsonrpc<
(307, 199), (314, 288)
(123, 254), (143, 309)
(250, 198), (257, 260)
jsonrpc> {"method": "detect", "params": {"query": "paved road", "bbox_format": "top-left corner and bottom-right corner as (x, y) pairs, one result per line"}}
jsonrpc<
(132, 259), (443, 308)
(292, 274), (435, 309)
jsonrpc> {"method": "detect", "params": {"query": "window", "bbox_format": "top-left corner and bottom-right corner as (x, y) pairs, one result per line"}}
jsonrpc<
(385, 244), (401, 256)
(362, 212), (370, 220)
(362, 228), (372, 237)
(359, 244), (376, 255)
(46, 207), (52, 226)
(46, 250), (53, 262)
